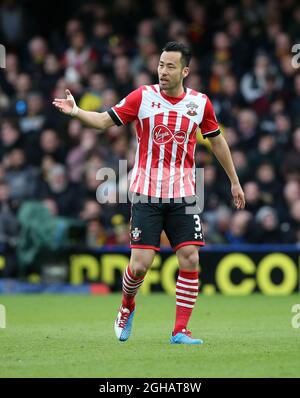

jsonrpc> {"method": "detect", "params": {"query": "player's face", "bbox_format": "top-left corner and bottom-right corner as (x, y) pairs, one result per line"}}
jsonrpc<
(158, 51), (189, 92)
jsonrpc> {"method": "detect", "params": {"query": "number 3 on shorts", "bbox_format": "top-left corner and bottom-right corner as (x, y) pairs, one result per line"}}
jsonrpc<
(193, 214), (202, 232)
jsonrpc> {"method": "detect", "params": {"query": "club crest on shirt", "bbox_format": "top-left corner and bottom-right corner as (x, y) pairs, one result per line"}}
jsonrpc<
(186, 101), (198, 116)
(131, 227), (142, 241)
(152, 124), (187, 145)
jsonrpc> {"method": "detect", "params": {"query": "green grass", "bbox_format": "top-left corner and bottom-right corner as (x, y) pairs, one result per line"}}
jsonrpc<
(0, 293), (300, 378)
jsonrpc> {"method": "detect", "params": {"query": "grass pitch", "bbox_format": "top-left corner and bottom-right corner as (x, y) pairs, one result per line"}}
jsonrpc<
(0, 293), (300, 378)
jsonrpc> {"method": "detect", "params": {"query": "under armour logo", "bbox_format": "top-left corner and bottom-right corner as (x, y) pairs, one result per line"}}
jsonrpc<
(152, 102), (161, 108)
(194, 233), (202, 239)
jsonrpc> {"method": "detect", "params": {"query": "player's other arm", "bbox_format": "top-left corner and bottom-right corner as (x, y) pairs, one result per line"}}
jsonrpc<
(200, 95), (245, 210)
(52, 89), (115, 130)
(207, 134), (245, 210)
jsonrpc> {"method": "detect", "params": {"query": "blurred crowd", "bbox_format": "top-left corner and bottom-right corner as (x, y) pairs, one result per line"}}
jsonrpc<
(0, 0), (300, 253)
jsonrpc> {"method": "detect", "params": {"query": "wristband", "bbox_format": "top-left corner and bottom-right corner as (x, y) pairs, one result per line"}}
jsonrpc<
(66, 92), (79, 117)
(70, 103), (79, 117)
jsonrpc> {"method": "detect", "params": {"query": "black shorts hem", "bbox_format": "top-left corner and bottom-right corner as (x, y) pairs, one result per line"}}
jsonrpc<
(130, 244), (161, 252)
(173, 241), (205, 252)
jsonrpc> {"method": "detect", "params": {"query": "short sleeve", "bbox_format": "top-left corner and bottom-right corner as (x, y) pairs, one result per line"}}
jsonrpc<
(199, 96), (220, 138)
(108, 87), (143, 126)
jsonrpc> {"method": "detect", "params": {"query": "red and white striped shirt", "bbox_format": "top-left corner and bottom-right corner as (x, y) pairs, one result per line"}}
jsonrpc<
(108, 84), (220, 198)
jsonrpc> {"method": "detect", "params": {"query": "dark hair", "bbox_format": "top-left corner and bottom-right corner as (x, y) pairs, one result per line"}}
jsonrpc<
(162, 41), (192, 67)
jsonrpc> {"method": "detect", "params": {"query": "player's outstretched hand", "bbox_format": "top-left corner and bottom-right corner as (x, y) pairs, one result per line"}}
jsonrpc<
(52, 89), (78, 116)
(231, 182), (245, 210)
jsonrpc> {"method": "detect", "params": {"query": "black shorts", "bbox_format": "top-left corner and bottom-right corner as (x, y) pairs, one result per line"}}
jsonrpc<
(129, 194), (205, 252)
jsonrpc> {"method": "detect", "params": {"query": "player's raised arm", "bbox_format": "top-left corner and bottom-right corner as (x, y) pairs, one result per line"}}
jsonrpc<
(52, 89), (115, 130)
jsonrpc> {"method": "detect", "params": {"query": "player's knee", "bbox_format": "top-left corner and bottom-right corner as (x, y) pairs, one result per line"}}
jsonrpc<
(129, 263), (149, 278)
(177, 246), (199, 268)
(185, 252), (199, 267)
(129, 255), (151, 277)
(129, 249), (155, 277)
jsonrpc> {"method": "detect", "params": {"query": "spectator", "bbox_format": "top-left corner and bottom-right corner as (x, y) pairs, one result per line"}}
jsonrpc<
(42, 197), (58, 216)
(274, 113), (292, 150)
(19, 91), (46, 134)
(113, 56), (133, 98)
(0, 0), (25, 48)
(40, 54), (64, 97)
(0, 180), (18, 277)
(240, 52), (271, 104)
(35, 129), (66, 166)
(66, 128), (104, 183)
(231, 149), (250, 185)
(225, 211), (252, 244)
(255, 162), (281, 206)
(243, 181), (265, 215)
(253, 206), (283, 244)
(39, 164), (82, 217)
(78, 72), (107, 112)
(236, 109), (258, 149)
(290, 74), (300, 126)
(0, 180), (18, 247)
(86, 219), (107, 248)
(288, 200), (300, 243)
(80, 199), (102, 221)
(213, 74), (243, 126)
(27, 36), (49, 82)
(0, 119), (22, 160)
(249, 133), (280, 170)
(209, 206), (232, 244)
(63, 30), (97, 82)
(282, 128), (300, 179)
(5, 148), (39, 203)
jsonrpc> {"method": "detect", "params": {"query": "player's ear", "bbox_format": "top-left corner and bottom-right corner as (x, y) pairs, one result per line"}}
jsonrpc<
(182, 66), (189, 79)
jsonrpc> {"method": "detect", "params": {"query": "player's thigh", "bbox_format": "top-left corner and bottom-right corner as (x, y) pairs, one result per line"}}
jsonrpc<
(164, 198), (205, 251)
(130, 200), (164, 251)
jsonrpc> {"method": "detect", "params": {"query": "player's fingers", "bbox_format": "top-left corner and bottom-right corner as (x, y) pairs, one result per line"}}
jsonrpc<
(52, 102), (64, 111)
(53, 99), (65, 103)
(234, 195), (243, 210)
(239, 194), (245, 209)
(65, 89), (72, 97)
(233, 196), (239, 208)
(52, 102), (63, 109)
(241, 193), (245, 207)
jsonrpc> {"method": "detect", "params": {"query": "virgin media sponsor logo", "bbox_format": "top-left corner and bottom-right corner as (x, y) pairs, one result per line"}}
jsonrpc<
(152, 124), (187, 145)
